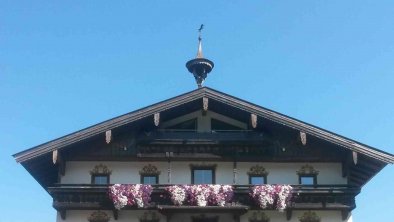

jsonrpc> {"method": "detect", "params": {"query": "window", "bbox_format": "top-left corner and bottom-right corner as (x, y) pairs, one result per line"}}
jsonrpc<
(299, 175), (315, 185)
(92, 174), (109, 184)
(297, 164), (318, 186)
(141, 175), (158, 184)
(247, 165), (269, 185)
(140, 164), (160, 185)
(191, 165), (216, 184)
(249, 175), (267, 185)
(90, 164), (111, 185)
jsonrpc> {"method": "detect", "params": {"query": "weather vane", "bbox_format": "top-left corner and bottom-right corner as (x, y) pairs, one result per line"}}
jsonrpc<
(185, 24), (214, 88)
(198, 24), (204, 41)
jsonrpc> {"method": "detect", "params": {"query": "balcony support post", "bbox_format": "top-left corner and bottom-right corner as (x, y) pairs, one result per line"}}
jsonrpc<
(286, 209), (292, 221)
(112, 209), (118, 220)
(60, 210), (66, 220)
(341, 210), (350, 221)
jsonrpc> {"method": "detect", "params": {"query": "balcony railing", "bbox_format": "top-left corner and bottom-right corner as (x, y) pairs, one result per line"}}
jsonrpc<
(137, 130), (265, 145)
(48, 184), (359, 212)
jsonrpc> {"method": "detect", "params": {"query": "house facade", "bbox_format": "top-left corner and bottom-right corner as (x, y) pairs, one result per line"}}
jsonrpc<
(13, 33), (394, 222)
(13, 87), (394, 222)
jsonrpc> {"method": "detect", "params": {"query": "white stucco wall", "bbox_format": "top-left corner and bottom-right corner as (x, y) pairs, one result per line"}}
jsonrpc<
(57, 210), (352, 222)
(61, 161), (346, 185)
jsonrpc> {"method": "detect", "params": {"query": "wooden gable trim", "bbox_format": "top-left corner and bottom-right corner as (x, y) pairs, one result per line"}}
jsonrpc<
(13, 87), (394, 164)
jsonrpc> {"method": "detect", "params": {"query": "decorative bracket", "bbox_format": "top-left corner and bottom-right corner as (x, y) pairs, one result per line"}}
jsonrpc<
(140, 164), (161, 175)
(299, 211), (321, 222)
(90, 164), (112, 175)
(251, 114), (258, 129)
(192, 214), (219, 222)
(53, 149), (65, 176)
(88, 211), (111, 222)
(341, 210), (350, 221)
(352, 151), (358, 165)
(247, 165), (269, 176)
(154, 112), (160, 126)
(105, 130), (112, 144)
(300, 131), (307, 146)
(297, 164), (319, 175)
(140, 211), (160, 222)
(203, 97), (209, 113)
(52, 149), (58, 165)
(60, 210), (66, 220)
(249, 211), (270, 222)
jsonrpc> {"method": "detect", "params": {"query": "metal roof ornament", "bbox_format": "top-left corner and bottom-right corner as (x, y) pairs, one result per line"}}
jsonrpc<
(186, 24), (214, 88)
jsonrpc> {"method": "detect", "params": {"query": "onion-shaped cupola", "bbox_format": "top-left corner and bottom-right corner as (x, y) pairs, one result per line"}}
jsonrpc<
(186, 24), (214, 88)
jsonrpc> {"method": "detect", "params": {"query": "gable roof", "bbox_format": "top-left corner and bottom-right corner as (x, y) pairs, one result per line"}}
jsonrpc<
(13, 87), (394, 164)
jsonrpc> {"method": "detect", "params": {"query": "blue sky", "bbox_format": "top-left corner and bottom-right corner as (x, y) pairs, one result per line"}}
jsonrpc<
(1, 1), (394, 221)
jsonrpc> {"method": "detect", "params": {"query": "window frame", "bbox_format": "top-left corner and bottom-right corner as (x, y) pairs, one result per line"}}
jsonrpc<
(297, 164), (319, 186)
(191, 166), (216, 184)
(91, 173), (110, 185)
(140, 174), (159, 184)
(248, 174), (268, 185)
(298, 174), (317, 185)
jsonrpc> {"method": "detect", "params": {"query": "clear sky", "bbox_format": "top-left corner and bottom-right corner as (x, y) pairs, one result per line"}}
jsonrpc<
(1, 1), (394, 221)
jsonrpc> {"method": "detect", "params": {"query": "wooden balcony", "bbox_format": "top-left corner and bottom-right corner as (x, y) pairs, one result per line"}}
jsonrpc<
(137, 130), (266, 145)
(48, 184), (359, 220)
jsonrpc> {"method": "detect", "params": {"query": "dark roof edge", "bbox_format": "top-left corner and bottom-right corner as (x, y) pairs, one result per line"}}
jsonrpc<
(13, 87), (206, 162)
(203, 88), (394, 164)
(13, 87), (394, 164)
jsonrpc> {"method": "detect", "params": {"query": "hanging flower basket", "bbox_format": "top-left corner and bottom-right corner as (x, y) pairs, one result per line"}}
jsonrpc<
(250, 185), (293, 211)
(166, 184), (234, 206)
(109, 184), (153, 210)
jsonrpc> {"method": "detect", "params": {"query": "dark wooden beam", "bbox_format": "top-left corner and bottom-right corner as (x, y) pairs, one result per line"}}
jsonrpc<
(342, 210), (350, 221)
(112, 210), (118, 220)
(60, 210), (66, 220)
(286, 209), (292, 221)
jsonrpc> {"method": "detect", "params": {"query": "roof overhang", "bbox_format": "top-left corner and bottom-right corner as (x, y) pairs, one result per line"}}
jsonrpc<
(13, 87), (394, 164)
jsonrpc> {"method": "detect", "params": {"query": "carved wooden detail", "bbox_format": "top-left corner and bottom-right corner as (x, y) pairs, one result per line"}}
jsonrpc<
(249, 211), (270, 222)
(105, 130), (112, 144)
(140, 164), (161, 175)
(352, 151), (358, 165)
(140, 211), (160, 222)
(297, 164), (319, 175)
(203, 97), (209, 111)
(52, 150), (58, 164)
(251, 114), (258, 129)
(300, 131), (307, 146)
(88, 211), (110, 222)
(192, 214), (219, 222)
(247, 165), (269, 176)
(154, 113), (160, 126)
(90, 164), (112, 175)
(298, 211), (320, 222)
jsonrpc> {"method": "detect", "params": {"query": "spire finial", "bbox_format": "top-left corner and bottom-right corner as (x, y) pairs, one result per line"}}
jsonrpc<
(197, 24), (204, 58)
(186, 24), (214, 88)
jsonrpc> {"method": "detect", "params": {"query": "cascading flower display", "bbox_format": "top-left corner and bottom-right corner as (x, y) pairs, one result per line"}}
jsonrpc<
(166, 185), (187, 205)
(109, 184), (153, 210)
(166, 184), (234, 206)
(250, 185), (292, 211)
